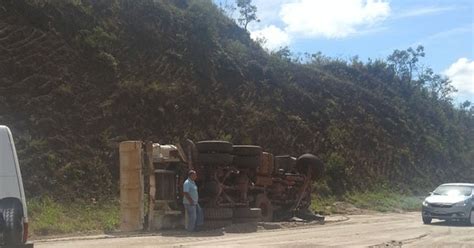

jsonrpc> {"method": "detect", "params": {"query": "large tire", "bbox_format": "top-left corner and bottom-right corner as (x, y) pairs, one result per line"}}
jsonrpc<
(233, 155), (260, 169)
(196, 140), (233, 153)
(255, 194), (273, 222)
(203, 208), (233, 220)
(422, 216), (432, 224)
(232, 145), (262, 156)
(2, 208), (23, 246)
(274, 155), (296, 173)
(197, 153), (233, 165)
(295, 154), (325, 180)
(233, 208), (262, 219)
(202, 219), (232, 230)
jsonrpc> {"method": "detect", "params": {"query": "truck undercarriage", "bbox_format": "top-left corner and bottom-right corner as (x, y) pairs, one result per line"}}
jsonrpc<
(119, 140), (325, 231)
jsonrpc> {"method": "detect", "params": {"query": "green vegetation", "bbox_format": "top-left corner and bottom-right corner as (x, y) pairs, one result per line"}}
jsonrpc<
(344, 191), (422, 212)
(28, 198), (119, 237)
(311, 189), (422, 214)
(0, 0), (472, 202)
(311, 195), (338, 214)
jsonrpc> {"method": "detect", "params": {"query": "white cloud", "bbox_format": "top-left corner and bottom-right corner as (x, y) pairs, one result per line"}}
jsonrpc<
(252, 0), (288, 24)
(444, 58), (474, 102)
(251, 25), (291, 50)
(248, 0), (390, 49)
(279, 0), (390, 38)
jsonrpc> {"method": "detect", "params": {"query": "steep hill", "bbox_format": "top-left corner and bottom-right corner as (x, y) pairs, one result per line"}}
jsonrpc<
(0, 0), (473, 199)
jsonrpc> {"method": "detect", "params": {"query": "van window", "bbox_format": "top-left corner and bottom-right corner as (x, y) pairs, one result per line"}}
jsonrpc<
(0, 128), (21, 198)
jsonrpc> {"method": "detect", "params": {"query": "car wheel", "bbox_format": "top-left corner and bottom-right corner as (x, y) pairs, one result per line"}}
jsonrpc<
(469, 209), (474, 226)
(0, 212), (5, 233)
(2, 207), (23, 245)
(422, 216), (432, 224)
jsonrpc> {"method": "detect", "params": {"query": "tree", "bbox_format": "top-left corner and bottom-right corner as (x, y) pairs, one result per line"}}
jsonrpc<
(236, 0), (259, 30)
(387, 45), (456, 102)
(418, 67), (456, 101)
(218, 0), (236, 18)
(387, 45), (425, 82)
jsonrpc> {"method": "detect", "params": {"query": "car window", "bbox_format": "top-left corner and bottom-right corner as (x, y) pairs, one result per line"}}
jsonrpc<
(0, 128), (22, 198)
(433, 185), (473, 196)
(0, 130), (18, 177)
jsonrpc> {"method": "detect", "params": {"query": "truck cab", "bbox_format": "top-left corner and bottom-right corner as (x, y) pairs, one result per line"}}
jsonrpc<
(0, 126), (32, 247)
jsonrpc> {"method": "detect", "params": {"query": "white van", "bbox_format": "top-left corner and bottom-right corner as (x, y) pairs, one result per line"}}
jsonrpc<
(0, 126), (33, 247)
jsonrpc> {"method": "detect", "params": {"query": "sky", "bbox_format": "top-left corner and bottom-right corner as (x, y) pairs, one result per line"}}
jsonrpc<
(215, 0), (474, 104)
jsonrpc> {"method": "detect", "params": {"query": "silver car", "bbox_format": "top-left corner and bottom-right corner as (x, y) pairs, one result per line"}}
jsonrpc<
(422, 183), (474, 225)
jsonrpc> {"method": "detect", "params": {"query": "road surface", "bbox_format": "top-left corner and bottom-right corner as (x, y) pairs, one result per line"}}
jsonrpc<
(34, 212), (474, 248)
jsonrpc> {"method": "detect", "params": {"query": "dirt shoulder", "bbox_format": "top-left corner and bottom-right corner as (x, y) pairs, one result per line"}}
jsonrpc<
(34, 212), (474, 248)
(29, 202), (376, 242)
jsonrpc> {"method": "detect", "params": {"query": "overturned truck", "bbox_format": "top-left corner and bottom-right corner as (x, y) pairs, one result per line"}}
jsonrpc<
(119, 140), (324, 231)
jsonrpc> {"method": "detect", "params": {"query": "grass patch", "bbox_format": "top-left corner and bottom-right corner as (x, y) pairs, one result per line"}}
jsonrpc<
(311, 189), (423, 214)
(344, 190), (422, 212)
(311, 195), (338, 214)
(27, 197), (120, 237)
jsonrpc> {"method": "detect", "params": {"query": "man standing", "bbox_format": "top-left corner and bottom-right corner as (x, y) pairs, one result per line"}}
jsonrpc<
(183, 170), (203, 231)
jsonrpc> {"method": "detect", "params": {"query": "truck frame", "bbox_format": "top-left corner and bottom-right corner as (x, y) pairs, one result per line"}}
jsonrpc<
(119, 140), (324, 231)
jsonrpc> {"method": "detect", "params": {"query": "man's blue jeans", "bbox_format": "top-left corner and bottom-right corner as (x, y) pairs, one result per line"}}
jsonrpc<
(184, 203), (203, 231)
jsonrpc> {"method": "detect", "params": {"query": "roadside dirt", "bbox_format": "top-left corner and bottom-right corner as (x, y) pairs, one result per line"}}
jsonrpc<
(34, 212), (474, 247)
(330, 201), (378, 215)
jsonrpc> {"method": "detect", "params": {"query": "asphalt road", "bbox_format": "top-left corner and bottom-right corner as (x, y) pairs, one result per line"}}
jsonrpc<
(34, 212), (474, 248)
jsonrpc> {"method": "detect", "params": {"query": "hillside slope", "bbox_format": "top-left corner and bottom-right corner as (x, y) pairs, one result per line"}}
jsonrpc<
(0, 0), (473, 199)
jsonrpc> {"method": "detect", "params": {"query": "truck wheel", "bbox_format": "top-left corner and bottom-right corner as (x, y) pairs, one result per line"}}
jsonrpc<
(233, 155), (260, 169)
(196, 140), (233, 153)
(2, 208), (23, 245)
(203, 208), (233, 220)
(295, 154), (325, 180)
(232, 145), (262, 156)
(274, 155), (296, 173)
(197, 153), (233, 166)
(255, 194), (273, 222)
(233, 208), (262, 219)
(422, 216), (432, 224)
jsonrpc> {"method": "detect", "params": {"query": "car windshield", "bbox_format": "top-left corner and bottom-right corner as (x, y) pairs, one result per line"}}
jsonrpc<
(433, 185), (473, 196)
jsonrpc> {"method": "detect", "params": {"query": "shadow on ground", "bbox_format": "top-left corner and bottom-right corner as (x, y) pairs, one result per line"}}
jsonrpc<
(160, 228), (225, 237)
(429, 220), (472, 228)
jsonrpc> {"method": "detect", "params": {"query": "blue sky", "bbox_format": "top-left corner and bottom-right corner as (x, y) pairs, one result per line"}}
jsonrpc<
(215, 0), (474, 104)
